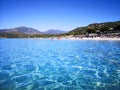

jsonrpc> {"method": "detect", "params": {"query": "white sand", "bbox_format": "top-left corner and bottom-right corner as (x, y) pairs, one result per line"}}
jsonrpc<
(69, 37), (120, 41)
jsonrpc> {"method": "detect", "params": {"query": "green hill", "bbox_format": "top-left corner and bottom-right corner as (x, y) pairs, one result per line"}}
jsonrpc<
(68, 21), (120, 35)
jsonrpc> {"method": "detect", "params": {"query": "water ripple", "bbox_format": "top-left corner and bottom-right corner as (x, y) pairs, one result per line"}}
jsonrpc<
(0, 39), (120, 90)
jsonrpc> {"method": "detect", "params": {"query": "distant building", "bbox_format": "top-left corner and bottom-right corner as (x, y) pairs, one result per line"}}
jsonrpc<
(88, 33), (98, 37)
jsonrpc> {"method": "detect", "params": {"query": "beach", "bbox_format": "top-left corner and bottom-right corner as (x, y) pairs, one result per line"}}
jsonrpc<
(69, 37), (120, 41)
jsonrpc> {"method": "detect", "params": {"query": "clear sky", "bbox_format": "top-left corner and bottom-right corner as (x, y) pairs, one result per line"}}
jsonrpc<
(0, 0), (120, 31)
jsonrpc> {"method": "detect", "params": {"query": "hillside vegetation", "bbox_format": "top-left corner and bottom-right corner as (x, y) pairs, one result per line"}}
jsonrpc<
(0, 21), (120, 38)
(68, 21), (120, 35)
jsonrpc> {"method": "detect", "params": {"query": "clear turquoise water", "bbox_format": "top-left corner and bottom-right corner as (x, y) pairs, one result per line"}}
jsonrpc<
(0, 39), (120, 90)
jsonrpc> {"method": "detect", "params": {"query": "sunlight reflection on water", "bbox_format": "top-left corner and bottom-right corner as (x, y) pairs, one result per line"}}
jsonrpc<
(0, 39), (120, 90)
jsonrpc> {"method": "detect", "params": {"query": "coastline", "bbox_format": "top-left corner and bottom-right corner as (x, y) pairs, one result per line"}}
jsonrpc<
(68, 37), (120, 41)
(0, 37), (120, 41)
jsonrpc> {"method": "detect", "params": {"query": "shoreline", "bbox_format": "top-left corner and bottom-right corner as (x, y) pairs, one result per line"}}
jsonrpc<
(68, 37), (120, 41)
(0, 37), (120, 41)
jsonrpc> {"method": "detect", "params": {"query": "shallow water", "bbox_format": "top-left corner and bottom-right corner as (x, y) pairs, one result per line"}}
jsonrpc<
(0, 39), (120, 90)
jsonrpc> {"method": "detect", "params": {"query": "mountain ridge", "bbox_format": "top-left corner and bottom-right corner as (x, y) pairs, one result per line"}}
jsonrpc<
(43, 29), (67, 34)
(0, 20), (120, 38)
(0, 27), (67, 35)
(0, 26), (42, 35)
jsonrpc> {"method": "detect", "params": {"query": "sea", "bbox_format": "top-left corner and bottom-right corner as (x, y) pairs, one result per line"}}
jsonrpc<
(0, 39), (120, 90)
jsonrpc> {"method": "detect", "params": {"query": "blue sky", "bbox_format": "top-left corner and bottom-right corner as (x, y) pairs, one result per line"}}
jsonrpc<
(0, 0), (120, 31)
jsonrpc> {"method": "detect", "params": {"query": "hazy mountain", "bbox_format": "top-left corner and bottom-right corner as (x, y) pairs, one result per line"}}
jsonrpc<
(44, 29), (67, 34)
(0, 26), (42, 35)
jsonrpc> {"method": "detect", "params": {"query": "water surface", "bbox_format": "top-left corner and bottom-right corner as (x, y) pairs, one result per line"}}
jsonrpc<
(0, 39), (120, 90)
